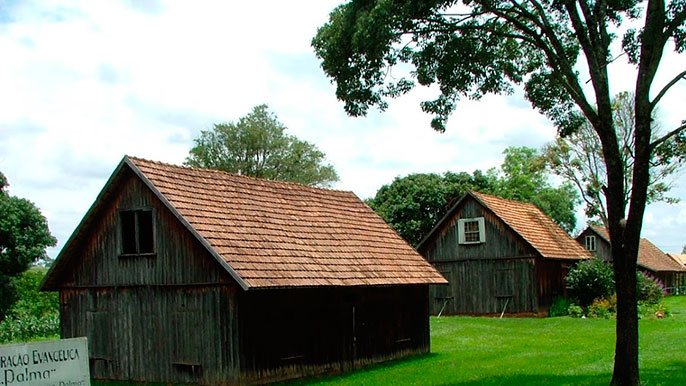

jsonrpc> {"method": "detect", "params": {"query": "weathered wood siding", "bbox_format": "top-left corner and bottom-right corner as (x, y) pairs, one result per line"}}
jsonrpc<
(57, 169), (231, 287)
(56, 168), (241, 383)
(421, 198), (540, 315)
(535, 258), (572, 311)
(576, 228), (612, 262)
(60, 285), (239, 384)
(237, 285), (430, 384)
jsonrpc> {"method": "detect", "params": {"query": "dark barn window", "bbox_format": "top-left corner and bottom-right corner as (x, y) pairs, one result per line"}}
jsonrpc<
(120, 209), (154, 255)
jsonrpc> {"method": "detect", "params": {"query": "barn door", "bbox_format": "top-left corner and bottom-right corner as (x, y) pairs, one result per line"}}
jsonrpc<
(494, 263), (514, 313)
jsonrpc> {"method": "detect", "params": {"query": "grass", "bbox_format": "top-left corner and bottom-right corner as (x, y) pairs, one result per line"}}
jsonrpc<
(94, 296), (686, 386)
(284, 296), (686, 386)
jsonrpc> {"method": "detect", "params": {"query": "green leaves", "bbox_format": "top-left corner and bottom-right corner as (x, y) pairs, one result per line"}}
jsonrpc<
(0, 174), (56, 318)
(185, 105), (339, 187)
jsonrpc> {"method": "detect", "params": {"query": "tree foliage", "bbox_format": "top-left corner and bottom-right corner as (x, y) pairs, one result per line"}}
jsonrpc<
(368, 146), (578, 246)
(185, 105), (339, 187)
(367, 171), (496, 247)
(314, 0), (685, 383)
(546, 92), (685, 226)
(487, 147), (579, 233)
(0, 172), (56, 318)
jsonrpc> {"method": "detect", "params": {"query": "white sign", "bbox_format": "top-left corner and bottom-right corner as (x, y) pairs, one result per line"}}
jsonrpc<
(0, 337), (90, 386)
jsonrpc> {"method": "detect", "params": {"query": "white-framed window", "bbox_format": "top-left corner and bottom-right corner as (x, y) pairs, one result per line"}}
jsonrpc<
(458, 217), (485, 244)
(585, 235), (596, 251)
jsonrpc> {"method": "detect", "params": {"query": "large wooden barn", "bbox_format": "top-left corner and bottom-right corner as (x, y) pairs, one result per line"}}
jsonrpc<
(417, 191), (592, 316)
(41, 156), (446, 385)
(577, 225), (686, 293)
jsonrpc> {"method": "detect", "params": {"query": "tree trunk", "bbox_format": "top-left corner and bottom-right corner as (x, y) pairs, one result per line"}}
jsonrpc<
(610, 235), (640, 385)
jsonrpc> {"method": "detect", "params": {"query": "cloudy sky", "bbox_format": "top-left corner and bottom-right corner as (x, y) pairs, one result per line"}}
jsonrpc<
(1, 1), (684, 258)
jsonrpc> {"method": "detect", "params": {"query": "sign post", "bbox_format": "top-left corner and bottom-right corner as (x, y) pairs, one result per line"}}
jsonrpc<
(0, 337), (90, 386)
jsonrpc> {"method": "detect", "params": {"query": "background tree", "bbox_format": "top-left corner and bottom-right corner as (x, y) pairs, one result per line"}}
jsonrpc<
(488, 147), (579, 233)
(545, 92), (685, 227)
(367, 171), (495, 246)
(313, 1), (686, 384)
(368, 146), (578, 246)
(186, 104), (339, 187)
(0, 172), (56, 318)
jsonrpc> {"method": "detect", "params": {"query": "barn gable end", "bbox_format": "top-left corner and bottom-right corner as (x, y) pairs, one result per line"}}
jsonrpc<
(418, 191), (590, 316)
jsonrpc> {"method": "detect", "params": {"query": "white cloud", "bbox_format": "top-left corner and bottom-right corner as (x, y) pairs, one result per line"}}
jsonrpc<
(1, 1), (684, 257)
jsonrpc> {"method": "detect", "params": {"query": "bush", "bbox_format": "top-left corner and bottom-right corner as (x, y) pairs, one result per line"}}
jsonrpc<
(568, 304), (584, 318)
(0, 314), (59, 343)
(638, 302), (671, 319)
(0, 269), (60, 343)
(588, 297), (613, 319)
(549, 296), (571, 316)
(565, 258), (615, 307)
(636, 272), (665, 305)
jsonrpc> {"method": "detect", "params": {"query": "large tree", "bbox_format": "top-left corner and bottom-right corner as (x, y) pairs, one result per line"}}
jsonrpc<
(0, 172), (56, 318)
(368, 146), (578, 246)
(186, 104), (339, 187)
(313, 1), (686, 384)
(545, 91), (685, 226)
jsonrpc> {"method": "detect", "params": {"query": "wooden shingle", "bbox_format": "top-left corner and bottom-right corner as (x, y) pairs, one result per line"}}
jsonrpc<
(129, 156), (447, 289)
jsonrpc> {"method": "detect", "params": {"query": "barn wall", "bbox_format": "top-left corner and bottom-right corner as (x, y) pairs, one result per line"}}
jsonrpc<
(62, 169), (231, 287)
(535, 258), (573, 312)
(430, 259), (537, 315)
(237, 285), (430, 384)
(420, 198), (539, 315)
(60, 285), (239, 384)
(577, 229), (612, 262)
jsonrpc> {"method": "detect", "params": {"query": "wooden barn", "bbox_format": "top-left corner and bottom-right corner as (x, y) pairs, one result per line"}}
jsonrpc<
(41, 156), (447, 385)
(577, 225), (686, 294)
(417, 191), (592, 316)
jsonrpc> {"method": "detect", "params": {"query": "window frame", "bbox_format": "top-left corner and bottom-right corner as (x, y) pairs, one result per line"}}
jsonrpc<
(458, 217), (486, 244)
(585, 235), (596, 252)
(119, 208), (156, 257)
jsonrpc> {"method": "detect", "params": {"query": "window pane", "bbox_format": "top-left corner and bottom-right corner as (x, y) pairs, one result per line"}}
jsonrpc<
(464, 220), (480, 242)
(121, 211), (137, 254)
(138, 210), (154, 253)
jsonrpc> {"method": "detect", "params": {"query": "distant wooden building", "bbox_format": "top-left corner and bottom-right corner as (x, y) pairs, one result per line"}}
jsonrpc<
(417, 191), (592, 316)
(577, 225), (686, 294)
(41, 156), (446, 385)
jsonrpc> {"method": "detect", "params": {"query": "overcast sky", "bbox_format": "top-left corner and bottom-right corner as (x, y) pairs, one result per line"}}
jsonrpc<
(1, 1), (684, 258)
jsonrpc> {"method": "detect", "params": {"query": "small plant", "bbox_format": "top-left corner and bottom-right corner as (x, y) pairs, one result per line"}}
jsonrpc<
(565, 258), (615, 307)
(0, 314), (59, 343)
(568, 304), (584, 318)
(637, 272), (665, 305)
(549, 296), (571, 317)
(588, 297), (613, 319)
(638, 301), (671, 320)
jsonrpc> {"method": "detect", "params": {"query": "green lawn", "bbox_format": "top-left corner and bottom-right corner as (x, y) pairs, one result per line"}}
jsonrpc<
(284, 296), (686, 386)
(95, 296), (686, 386)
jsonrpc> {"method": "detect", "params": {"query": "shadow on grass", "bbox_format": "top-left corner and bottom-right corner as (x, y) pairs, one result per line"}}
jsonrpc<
(279, 352), (439, 385)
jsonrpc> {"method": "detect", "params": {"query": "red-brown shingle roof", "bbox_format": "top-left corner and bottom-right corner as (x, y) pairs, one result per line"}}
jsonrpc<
(472, 192), (592, 260)
(129, 157), (447, 289)
(588, 226), (686, 272)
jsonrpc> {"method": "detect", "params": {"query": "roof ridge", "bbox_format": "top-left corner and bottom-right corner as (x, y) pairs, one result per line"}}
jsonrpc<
(126, 155), (352, 195)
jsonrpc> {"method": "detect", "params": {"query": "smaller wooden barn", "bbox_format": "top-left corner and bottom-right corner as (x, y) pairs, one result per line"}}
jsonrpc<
(41, 156), (447, 385)
(417, 191), (592, 316)
(577, 225), (686, 294)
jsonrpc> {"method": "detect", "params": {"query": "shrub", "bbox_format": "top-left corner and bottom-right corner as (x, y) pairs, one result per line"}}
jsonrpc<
(636, 272), (665, 305)
(588, 297), (613, 319)
(549, 296), (571, 316)
(0, 314), (59, 343)
(638, 301), (671, 319)
(565, 258), (615, 307)
(568, 304), (584, 318)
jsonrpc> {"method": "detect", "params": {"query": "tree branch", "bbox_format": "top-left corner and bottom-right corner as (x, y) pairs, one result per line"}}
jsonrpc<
(650, 70), (686, 109)
(650, 122), (686, 150)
